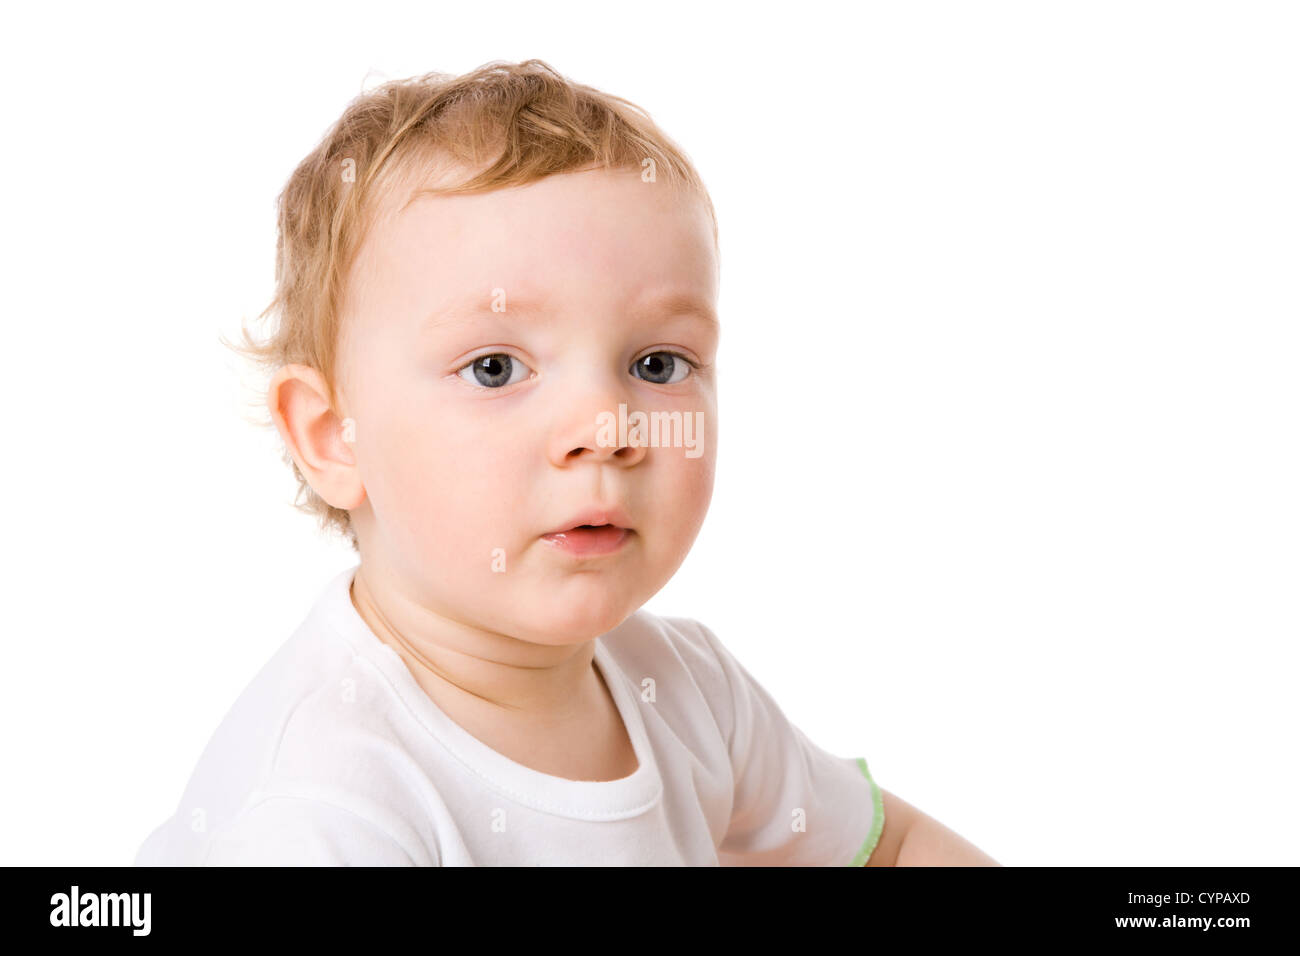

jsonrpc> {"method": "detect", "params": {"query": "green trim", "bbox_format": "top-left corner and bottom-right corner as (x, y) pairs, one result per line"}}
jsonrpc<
(846, 757), (885, 866)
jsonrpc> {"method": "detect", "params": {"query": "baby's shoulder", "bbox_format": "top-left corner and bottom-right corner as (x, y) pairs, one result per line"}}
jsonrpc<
(600, 609), (734, 709)
(136, 618), (428, 865)
(254, 622), (431, 787)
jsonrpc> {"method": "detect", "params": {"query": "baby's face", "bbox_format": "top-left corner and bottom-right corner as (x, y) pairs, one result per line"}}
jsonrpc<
(337, 164), (719, 645)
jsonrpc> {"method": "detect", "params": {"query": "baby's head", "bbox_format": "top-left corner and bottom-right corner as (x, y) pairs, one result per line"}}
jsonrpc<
(236, 60), (720, 644)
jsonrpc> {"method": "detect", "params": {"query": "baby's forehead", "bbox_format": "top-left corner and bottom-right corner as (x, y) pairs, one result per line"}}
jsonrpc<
(365, 154), (701, 235)
(359, 153), (471, 234)
(357, 169), (711, 271)
(338, 157), (717, 335)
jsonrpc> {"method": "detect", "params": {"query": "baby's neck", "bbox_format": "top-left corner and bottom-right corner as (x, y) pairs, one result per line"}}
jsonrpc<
(350, 566), (599, 719)
(349, 568), (635, 780)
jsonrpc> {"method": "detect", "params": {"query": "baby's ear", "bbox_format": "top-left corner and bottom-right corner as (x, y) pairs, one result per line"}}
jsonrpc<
(267, 364), (365, 510)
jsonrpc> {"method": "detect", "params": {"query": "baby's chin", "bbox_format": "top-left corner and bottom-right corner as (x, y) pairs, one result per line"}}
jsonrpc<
(477, 583), (649, 646)
(522, 602), (642, 645)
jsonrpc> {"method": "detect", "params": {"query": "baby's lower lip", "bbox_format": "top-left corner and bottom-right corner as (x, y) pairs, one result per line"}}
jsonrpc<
(540, 525), (632, 557)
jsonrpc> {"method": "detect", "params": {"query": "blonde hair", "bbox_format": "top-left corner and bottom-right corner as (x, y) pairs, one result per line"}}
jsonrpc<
(227, 59), (718, 551)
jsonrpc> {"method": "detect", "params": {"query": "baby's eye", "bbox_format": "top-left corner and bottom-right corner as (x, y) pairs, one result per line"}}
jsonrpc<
(631, 351), (694, 385)
(455, 350), (695, 389)
(457, 353), (533, 389)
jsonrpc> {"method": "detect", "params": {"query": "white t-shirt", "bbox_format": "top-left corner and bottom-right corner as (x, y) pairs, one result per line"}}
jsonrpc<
(133, 565), (885, 866)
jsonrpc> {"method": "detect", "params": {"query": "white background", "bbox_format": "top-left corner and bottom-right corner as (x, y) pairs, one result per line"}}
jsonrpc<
(1, 0), (1295, 866)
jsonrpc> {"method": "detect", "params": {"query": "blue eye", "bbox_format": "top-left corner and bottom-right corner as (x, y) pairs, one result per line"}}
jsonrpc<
(631, 351), (694, 385)
(456, 350), (696, 389)
(457, 353), (533, 389)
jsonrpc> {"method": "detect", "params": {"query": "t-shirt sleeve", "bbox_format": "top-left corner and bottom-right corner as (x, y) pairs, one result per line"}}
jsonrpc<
(200, 795), (424, 866)
(690, 620), (885, 866)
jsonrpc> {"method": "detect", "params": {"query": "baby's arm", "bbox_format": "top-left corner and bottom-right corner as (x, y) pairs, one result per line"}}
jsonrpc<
(865, 788), (1001, 866)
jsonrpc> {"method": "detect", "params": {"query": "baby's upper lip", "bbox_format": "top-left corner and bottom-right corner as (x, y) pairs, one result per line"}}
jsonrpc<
(545, 506), (634, 534)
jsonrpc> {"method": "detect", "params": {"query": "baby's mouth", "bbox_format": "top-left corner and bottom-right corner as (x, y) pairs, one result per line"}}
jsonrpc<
(539, 524), (633, 556)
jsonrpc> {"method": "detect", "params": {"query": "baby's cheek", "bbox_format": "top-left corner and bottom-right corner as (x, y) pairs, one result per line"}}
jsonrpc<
(662, 456), (715, 558)
(402, 456), (521, 567)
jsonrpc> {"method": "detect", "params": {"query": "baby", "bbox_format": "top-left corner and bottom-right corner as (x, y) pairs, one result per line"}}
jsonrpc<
(133, 59), (997, 867)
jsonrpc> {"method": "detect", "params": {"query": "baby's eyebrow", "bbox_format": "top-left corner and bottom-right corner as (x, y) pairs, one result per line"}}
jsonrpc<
(423, 289), (718, 333)
(423, 295), (547, 331)
(641, 290), (719, 331)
